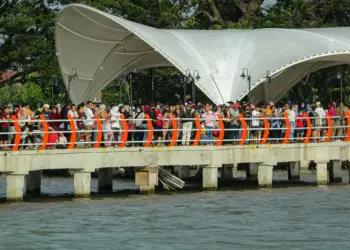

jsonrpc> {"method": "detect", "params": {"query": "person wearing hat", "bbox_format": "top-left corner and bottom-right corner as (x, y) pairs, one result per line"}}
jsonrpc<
(315, 101), (326, 138)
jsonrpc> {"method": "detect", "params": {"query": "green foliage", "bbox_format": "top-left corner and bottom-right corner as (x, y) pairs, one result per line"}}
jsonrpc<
(0, 81), (43, 107)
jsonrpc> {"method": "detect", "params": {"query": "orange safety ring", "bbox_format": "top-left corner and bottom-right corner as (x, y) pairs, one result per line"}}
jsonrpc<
(282, 113), (291, 144)
(94, 116), (103, 148)
(239, 114), (248, 145)
(260, 115), (270, 145)
(169, 114), (178, 146)
(345, 112), (350, 142)
(216, 114), (224, 146)
(303, 113), (312, 144)
(144, 114), (153, 147)
(119, 114), (128, 147)
(39, 115), (49, 150)
(67, 114), (76, 149)
(324, 112), (332, 143)
(11, 115), (21, 151)
(193, 114), (201, 146)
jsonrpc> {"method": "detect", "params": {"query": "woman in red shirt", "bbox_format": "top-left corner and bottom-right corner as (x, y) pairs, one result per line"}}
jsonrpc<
(49, 107), (62, 131)
(47, 127), (58, 149)
(0, 105), (10, 150)
(295, 110), (305, 142)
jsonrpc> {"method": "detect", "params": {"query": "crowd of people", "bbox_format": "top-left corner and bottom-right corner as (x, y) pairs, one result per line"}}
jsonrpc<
(0, 99), (348, 150)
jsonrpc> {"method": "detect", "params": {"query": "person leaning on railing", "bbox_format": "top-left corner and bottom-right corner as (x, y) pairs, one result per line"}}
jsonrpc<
(0, 105), (10, 150)
(336, 103), (345, 139)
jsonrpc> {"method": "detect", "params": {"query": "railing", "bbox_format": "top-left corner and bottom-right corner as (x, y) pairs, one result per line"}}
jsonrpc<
(0, 112), (350, 151)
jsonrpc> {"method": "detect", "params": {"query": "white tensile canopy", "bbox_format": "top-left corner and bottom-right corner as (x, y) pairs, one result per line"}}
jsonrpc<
(56, 4), (350, 105)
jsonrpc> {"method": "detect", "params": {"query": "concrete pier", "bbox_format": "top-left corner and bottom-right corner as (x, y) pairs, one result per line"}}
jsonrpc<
(258, 163), (273, 188)
(220, 164), (233, 181)
(135, 167), (158, 194)
(7, 174), (25, 202)
(288, 162), (300, 181)
(202, 166), (218, 191)
(74, 171), (92, 198)
(329, 160), (342, 183)
(26, 171), (41, 195)
(247, 163), (258, 180)
(316, 161), (329, 185)
(173, 166), (191, 179)
(98, 168), (113, 192)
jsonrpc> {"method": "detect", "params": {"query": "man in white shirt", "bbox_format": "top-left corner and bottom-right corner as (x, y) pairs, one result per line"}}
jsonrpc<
(251, 106), (261, 142)
(67, 104), (79, 129)
(84, 101), (94, 147)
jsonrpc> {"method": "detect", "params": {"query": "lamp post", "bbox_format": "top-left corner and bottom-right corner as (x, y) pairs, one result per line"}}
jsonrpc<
(266, 70), (272, 101)
(185, 69), (201, 104)
(240, 68), (251, 104)
(67, 68), (77, 103)
(51, 79), (57, 108)
(337, 70), (343, 104)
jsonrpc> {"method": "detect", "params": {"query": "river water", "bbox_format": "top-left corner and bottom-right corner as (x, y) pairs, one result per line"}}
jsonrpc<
(0, 172), (350, 250)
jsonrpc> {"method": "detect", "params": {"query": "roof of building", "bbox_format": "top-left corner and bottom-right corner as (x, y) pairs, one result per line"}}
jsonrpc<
(56, 4), (350, 104)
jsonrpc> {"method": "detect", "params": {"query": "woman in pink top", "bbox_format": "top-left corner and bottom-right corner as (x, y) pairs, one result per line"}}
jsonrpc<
(202, 103), (216, 145)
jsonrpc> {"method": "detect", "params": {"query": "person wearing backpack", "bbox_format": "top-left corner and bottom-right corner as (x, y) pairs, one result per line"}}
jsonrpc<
(181, 102), (195, 145)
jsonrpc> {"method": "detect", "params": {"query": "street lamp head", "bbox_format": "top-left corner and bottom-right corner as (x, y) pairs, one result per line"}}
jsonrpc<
(337, 71), (342, 80)
(240, 71), (246, 79)
(195, 74), (201, 81)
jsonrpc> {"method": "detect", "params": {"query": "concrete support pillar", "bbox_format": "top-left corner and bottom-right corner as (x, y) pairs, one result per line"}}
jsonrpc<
(316, 161), (329, 185)
(74, 171), (91, 198)
(7, 174), (25, 202)
(288, 162), (300, 181)
(135, 167), (158, 195)
(202, 166), (218, 191)
(258, 163), (273, 188)
(98, 168), (113, 192)
(26, 170), (41, 195)
(300, 160), (309, 169)
(221, 164), (233, 181)
(329, 160), (342, 183)
(173, 166), (191, 179)
(246, 163), (258, 180)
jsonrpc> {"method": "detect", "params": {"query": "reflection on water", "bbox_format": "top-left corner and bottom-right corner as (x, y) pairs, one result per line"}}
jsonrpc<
(0, 172), (350, 250)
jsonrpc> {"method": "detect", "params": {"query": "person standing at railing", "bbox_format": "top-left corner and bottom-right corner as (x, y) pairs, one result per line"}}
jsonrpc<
(68, 104), (79, 128)
(230, 103), (240, 144)
(328, 103), (337, 141)
(309, 105), (320, 143)
(0, 105), (10, 150)
(295, 110), (305, 142)
(315, 102), (326, 140)
(84, 101), (95, 148)
(251, 105), (261, 144)
(110, 105), (121, 147)
(222, 104), (232, 145)
(336, 103), (345, 140)
(99, 105), (113, 147)
(180, 102), (195, 146)
(202, 103), (216, 145)
(134, 106), (145, 146)
(270, 107), (281, 143)
(49, 106), (62, 132)
(287, 104), (296, 141)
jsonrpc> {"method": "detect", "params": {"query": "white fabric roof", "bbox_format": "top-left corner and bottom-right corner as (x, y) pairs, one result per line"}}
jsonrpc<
(56, 4), (350, 104)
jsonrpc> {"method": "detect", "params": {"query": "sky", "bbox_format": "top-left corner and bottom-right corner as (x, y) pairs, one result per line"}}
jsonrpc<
(262, 0), (277, 8)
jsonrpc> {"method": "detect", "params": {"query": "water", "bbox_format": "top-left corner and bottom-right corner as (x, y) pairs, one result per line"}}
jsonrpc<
(0, 173), (350, 250)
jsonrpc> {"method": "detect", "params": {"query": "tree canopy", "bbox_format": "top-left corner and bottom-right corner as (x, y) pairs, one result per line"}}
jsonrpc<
(1, 0), (350, 106)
